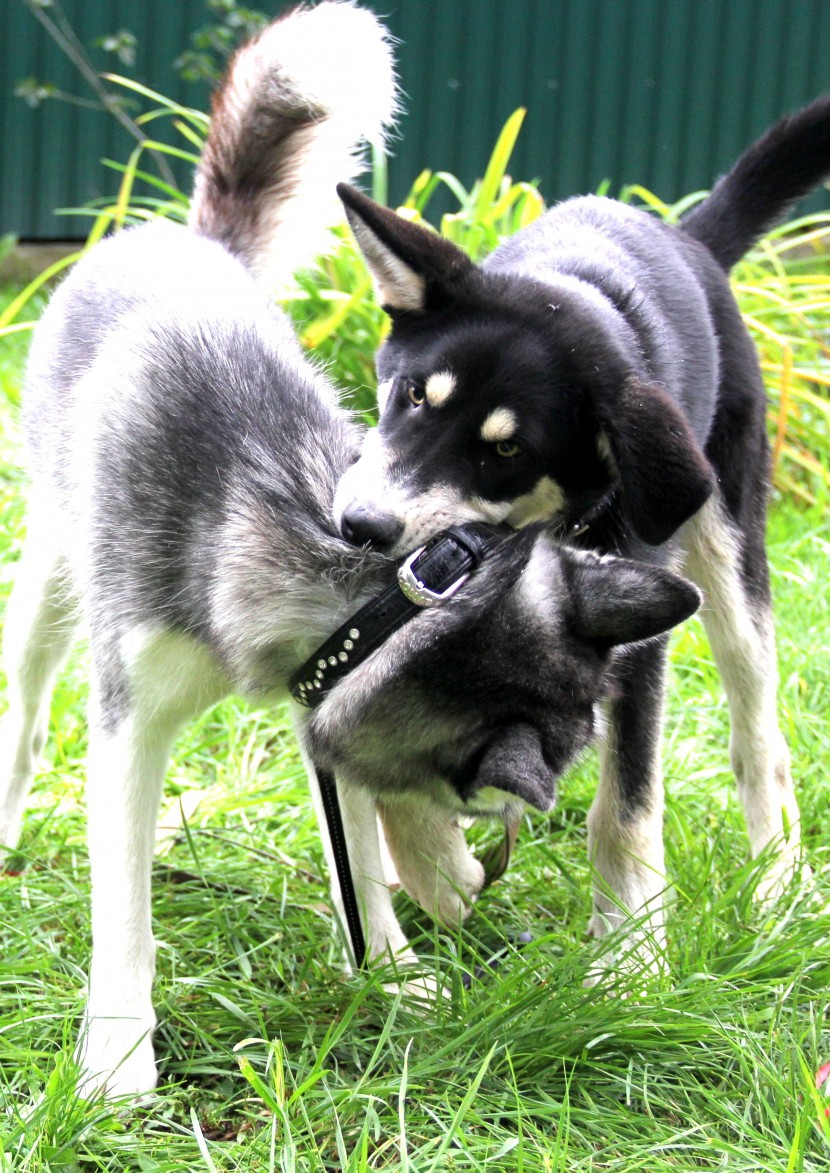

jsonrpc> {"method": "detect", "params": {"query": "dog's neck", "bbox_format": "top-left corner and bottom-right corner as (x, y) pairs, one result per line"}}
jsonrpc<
(289, 523), (509, 708)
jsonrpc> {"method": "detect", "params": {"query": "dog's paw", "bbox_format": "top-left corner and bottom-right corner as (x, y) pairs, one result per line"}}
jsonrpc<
(753, 848), (813, 907)
(369, 942), (451, 1007)
(403, 849), (486, 927)
(584, 911), (667, 989)
(386, 971), (452, 1006)
(0, 761), (32, 862)
(75, 1010), (158, 1100)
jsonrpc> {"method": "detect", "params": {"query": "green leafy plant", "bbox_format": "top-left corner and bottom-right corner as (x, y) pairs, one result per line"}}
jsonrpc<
(0, 77), (204, 340)
(3, 93), (829, 503)
(735, 219), (830, 507)
(175, 0), (268, 83)
(18, 0), (268, 104)
(400, 107), (545, 259)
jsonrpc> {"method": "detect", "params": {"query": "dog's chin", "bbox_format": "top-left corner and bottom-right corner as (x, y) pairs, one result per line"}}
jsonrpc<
(386, 529), (420, 559)
(454, 786), (536, 821)
(380, 518), (454, 559)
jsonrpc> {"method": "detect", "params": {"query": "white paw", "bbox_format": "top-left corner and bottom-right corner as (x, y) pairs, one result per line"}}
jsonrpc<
(76, 1010), (158, 1100)
(753, 848), (812, 906)
(584, 909), (667, 988)
(402, 851), (486, 927)
(383, 971), (451, 1006)
(379, 955), (451, 1006)
(0, 772), (30, 858)
(364, 936), (451, 1006)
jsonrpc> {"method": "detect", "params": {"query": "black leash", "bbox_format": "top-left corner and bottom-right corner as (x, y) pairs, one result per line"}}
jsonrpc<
(292, 523), (507, 968)
(290, 523), (505, 710)
(315, 765), (367, 969)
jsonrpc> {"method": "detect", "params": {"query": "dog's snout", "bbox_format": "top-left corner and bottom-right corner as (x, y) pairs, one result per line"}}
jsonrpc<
(340, 505), (403, 551)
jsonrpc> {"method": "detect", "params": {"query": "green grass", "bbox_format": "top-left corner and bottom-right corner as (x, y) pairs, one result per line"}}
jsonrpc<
(1, 288), (829, 1169)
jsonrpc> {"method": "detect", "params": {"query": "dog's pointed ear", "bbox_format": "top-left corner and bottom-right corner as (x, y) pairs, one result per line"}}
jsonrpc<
(562, 548), (702, 647)
(473, 724), (557, 812)
(596, 376), (716, 546)
(337, 183), (475, 312)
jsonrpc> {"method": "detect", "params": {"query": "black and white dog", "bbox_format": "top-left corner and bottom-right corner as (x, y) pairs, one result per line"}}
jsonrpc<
(0, 4), (699, 1097)
(335, 99), (830, 962)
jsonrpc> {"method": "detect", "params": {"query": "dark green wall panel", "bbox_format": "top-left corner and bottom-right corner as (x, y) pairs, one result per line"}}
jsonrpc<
(2, 0), (212, 239)
(3, 0), (830, 239)
(384, 0), (830, 212)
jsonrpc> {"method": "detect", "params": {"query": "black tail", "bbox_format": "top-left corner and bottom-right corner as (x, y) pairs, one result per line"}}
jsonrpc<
(681, 94), (830, 269)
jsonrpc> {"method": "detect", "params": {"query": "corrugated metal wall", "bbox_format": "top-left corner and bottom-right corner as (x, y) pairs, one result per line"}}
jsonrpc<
(4, 0), (830, 240)
(389, 0), (830, 214)
(2, 0), (211, 238)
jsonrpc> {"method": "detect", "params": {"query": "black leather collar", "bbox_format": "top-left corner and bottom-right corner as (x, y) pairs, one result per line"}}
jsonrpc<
(290, 523), (507, 709)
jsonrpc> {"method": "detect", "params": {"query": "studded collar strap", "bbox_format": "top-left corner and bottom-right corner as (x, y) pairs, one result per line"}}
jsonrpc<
(290, 523), (506, 709)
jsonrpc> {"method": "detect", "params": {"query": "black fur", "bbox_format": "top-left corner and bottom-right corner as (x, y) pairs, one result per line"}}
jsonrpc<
(336, 94), (830, 560)
(305, 532), (700, 813)
(334, 97), (826, 885)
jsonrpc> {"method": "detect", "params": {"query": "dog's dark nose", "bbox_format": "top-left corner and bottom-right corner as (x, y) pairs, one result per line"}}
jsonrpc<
(340, 505), (403, 551)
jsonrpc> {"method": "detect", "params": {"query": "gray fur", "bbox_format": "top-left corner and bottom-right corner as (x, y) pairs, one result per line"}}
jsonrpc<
(0, 5), (699, 1097)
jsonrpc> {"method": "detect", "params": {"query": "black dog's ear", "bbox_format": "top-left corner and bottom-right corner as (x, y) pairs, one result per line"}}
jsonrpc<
(337, 183), (475, 312)
(473, 724), (557, 812)
(562, 548), (702, 647)
(597, 376), (716, 546)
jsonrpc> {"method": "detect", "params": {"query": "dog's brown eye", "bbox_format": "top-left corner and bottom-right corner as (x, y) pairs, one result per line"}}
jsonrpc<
(495, 440), (522, 458)
(407, 381), (425, 406)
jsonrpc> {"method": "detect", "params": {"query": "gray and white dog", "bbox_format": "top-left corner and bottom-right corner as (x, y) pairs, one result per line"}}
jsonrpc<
(0, 3), (699, 1097)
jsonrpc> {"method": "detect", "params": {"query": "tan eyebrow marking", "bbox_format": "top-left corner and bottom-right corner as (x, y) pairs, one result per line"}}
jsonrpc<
(376, 378), (393, 412)
(480, 407), (518, 442)
(424, 371), (456, 407)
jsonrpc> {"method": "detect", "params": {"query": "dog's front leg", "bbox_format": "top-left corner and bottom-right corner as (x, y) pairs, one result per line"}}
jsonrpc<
(301, 756), (416, 968)
(376, 796), (485, 926)
(77, 694), (176, 1099)
(0, 504), (78, 857)
(585, 639), (669, 984)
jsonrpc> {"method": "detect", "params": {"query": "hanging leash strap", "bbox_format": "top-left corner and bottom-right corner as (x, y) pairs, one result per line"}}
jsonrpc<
(293, 523), (508, 969)
(480, 808), (522, 889)
(315, 765), (367, 969)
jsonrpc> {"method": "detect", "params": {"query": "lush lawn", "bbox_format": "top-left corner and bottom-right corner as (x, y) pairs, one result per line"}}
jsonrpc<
(0, 284), (829, 1171)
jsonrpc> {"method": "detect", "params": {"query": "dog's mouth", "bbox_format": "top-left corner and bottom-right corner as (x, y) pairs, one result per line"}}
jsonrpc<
(337, 493), (519, 558)
(335, 465), (611, 558)
(334, 435), (523, 556)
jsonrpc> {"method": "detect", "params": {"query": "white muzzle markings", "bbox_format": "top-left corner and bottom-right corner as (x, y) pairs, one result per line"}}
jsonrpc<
(335, 426), (567, 555)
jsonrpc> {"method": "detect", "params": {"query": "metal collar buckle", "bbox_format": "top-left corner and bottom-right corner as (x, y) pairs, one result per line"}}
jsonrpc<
(397, 544), (470, 608)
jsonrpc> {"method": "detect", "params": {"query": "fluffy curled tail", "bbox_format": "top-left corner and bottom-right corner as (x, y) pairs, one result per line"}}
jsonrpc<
(681, 94), (830, 269)
(189, 1), (397, 286)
